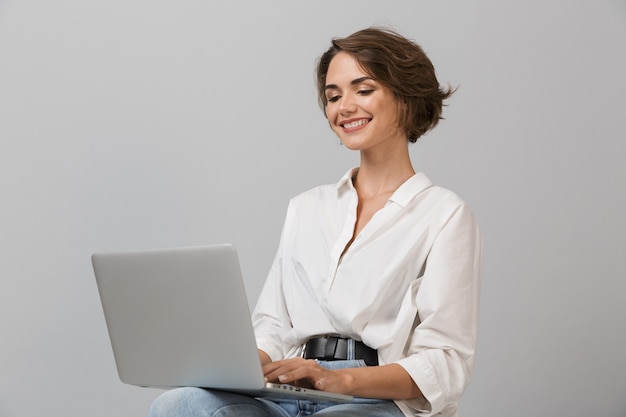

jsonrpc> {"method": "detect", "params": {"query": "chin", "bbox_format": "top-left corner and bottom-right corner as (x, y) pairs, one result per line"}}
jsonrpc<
(339, 141), (363, 151)
(337, 135), (365, 150)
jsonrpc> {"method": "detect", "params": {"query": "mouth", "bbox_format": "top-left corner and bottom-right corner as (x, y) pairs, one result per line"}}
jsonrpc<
(340, 118), (370, 130)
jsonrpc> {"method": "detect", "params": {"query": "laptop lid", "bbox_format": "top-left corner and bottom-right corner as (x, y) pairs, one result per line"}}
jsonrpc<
(91, 244), (352, 402)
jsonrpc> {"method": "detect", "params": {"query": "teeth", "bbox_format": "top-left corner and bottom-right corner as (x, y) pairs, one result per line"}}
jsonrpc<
(343, 119), (368, 129)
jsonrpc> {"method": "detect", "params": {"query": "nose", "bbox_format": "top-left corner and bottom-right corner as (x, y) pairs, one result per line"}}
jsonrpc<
(338, 95), (357, 115)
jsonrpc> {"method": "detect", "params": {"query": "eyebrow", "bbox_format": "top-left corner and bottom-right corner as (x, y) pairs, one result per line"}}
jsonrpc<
(325, 76), (374, 91)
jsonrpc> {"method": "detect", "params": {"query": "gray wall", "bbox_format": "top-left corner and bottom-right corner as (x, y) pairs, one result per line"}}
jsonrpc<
(1, 1), (625, 416)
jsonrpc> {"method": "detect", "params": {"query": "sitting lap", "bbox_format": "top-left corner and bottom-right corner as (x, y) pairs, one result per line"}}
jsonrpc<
(149, 386), (403, 417)
(148, 361), (404, 417)
(149, 387), (289, 417)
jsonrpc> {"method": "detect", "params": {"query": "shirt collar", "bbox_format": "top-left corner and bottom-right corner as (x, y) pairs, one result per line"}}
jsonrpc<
(335, 168), (359, 191)
(388, 172), (433, 207)
(336, 168), (433, 207)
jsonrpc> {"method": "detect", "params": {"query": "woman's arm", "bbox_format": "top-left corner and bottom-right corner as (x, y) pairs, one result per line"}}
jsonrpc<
(263, 357), (423, 401)
(258, 349), (272, 367)
(332, 362), (423, 400)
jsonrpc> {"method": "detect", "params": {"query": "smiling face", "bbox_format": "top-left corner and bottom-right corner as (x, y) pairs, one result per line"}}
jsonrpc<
(324, 52), (407, 152)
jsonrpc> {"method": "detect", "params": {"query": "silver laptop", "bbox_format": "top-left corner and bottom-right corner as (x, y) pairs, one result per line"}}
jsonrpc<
(91, 244), (352, 402)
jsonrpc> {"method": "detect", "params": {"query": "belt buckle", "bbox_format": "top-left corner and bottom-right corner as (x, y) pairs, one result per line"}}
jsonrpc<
(300, 336), (319, 359)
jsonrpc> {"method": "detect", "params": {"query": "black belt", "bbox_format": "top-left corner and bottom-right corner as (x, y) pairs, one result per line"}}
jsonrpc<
(302, 336), (378, 366)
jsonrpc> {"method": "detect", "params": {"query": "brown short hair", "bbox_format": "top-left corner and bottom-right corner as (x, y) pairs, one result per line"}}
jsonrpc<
(316, 27), (454, 142)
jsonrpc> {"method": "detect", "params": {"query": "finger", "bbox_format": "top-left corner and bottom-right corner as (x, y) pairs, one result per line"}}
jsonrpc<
(313, 378), (326, 390)
(263, 358), (317, 381)
(273, 363), (323, 386)
(263, 358), (298, 377)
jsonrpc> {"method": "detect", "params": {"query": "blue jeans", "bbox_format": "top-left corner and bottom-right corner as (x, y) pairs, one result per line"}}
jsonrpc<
(148, 360), (404, 417)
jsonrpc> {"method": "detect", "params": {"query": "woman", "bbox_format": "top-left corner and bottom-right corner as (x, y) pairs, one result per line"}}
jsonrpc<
(149, 27), (482, 417)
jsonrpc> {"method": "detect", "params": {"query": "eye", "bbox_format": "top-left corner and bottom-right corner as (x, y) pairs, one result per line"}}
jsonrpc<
(327, 95), (341, 103)
(357, 89), (374, 96)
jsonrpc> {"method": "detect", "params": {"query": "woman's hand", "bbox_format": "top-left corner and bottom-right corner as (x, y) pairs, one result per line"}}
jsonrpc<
(262, 357), (352, 393)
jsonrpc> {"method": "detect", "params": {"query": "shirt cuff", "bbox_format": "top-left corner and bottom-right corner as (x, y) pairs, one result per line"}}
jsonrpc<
(395, 355), (444, 415)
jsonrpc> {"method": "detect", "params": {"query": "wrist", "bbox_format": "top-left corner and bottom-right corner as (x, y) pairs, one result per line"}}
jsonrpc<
(338, 368), (359, 395)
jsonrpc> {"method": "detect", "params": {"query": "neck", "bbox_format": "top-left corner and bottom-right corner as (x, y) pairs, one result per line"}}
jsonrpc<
(354, 145), (415, 198)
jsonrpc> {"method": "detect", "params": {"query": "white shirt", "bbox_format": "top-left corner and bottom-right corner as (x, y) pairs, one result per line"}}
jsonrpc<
(252, 168), (483, 417)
